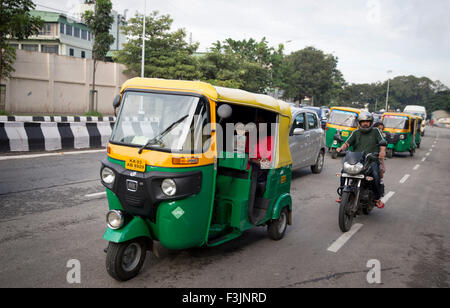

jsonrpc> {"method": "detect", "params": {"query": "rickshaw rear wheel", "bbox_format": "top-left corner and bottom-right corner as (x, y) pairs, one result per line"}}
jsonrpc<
(106, 238), (147, 281)
(268, 207), (288, 241)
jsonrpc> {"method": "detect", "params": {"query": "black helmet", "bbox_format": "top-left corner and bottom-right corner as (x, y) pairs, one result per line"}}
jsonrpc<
(358, 111), (374, 133)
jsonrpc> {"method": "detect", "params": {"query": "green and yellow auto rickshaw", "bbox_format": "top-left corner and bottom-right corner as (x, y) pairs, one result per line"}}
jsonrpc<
(100, 78), (294, 281)
(325, 107), (361, 159)
(382, 112), (417, 157)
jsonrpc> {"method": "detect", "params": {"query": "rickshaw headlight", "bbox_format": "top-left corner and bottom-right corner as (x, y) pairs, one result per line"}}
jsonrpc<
(343, 162), (364, 175)
(161, 179), (177, 196)
(106, 210), (124, 230)
(101, 167), (115, 185)
(399, 134), (406, 140)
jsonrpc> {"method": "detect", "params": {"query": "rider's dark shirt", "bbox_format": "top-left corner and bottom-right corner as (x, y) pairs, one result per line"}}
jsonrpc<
(346, 128), (385, 153)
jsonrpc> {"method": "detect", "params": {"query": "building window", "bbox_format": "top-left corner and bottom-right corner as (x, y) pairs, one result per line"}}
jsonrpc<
(81, 51), (86, 58)
(88, 32), (91, 41)
(42, 45), (59, 54)
(81, 29), (87, 40)
(66, 25), (72, 36)
(22, 44), (39, 52)
(60, 23), (65, 34)
(9, 43), (19, 49)
(69, 48), (74, 56)
(74, 27), (80, 38)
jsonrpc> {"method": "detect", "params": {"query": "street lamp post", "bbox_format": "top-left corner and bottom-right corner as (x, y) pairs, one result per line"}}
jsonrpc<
(141, 0), (146, 78)
(385, 70), (392, 111)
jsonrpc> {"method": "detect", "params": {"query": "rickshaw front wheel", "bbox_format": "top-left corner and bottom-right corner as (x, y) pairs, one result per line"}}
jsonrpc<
(106, 238), (147, 281)
(268, 207), (288, 241)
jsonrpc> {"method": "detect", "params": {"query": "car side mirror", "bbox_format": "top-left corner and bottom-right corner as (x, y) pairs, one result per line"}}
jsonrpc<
(293, 128), (305, 135)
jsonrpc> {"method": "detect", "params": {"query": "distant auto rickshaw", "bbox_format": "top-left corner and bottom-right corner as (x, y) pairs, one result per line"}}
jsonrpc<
(101, 78), (294, 281)
(325, 107), (362, 159)
(382, 112), (418, 157)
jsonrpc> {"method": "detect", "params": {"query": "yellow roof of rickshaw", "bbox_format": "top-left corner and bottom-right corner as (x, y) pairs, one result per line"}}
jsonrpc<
(329, 106), (362, 114)
(382, 112), (413, 119)
(120, 78), (291, 116)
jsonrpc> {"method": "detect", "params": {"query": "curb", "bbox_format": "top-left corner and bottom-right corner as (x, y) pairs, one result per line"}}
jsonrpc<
(0, 115), (116, 123)
(0, 121), (115, 152)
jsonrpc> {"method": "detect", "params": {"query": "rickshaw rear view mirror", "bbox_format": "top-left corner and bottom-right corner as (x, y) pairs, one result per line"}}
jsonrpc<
(113, 95), (121, 109)
(293, 128), (305, 135)
(217, 104), (232, 120)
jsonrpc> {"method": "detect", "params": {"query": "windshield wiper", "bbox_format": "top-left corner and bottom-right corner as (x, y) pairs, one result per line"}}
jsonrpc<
(138, 115), (189, 154)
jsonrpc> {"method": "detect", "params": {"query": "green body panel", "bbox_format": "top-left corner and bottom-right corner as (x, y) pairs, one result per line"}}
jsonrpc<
(272, 193), (293, 220)
(104, 157), (215, 250)
(325, 127), (354, 149)
(103, 216), (151, 243)
(415, 131), (421, 146)
(390, 134), (416, 152)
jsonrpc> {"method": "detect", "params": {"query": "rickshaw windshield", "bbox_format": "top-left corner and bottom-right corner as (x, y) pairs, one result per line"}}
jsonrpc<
(383, 115), (409, 129)
(328, 110), (358, 127)
(111, 91), (210, 153)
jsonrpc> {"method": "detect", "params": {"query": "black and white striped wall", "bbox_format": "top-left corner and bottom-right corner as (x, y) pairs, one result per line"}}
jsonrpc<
(0, 117), (116, 152)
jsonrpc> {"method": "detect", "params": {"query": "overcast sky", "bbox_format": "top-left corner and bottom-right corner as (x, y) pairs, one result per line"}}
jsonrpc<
(35, 0), (450, 87)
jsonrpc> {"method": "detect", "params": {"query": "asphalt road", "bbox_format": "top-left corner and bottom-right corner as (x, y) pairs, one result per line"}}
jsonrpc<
(0, 127), (449, 288)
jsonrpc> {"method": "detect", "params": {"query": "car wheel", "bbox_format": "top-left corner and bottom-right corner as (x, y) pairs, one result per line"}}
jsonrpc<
(311, 150), (325, 174)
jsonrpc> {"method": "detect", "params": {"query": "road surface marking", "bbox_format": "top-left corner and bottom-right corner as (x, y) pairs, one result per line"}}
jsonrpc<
(421, 158), (426, 162)
(381, 191), (396, 204)
(426, 153), (430, 156)
(327, 223), (364, 253)
(0, 149), (106, 161)
(429, 149), (433, 152)
(413, 164), (420, 170)
(399, 174), (410, 184)
(432, 145), (435, 148)
(85, 192), (107, 198)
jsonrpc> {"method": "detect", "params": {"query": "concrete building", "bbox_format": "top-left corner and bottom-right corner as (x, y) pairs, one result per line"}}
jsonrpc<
(8, 10), (93, 59)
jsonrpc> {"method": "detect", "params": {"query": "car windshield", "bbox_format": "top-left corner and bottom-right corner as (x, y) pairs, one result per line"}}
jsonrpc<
(111, 91), (209, 153)
(383, 115), (409, 129)
(328, 110), (358, 127)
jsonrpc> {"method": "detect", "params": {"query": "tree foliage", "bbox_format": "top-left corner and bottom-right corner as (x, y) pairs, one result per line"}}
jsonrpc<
(114, 11), (200, 80)
(0, 0), (43, 80)
(199, 38), (284, 93)
(281, 46), (341, 105)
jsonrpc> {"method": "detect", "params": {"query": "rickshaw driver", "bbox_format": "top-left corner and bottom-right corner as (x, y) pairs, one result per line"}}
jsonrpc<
(336, 112), (387, 209)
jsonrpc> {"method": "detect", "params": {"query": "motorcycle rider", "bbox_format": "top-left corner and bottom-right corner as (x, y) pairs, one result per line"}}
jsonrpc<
(336, 112), (387, 209)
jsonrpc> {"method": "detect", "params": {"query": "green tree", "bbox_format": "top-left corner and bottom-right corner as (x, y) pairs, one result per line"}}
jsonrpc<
(428, 90), (450, 113)
(82, 0), (115, 111)
(199, 37), (284, 93)
(115, 11), (201, 80)
(281, 47), (341, 105)
(0, 0), (43, 80)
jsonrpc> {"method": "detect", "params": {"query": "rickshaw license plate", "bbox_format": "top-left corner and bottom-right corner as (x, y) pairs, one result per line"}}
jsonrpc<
(341, 131), (349, 137)
(125, 158), (146, 172)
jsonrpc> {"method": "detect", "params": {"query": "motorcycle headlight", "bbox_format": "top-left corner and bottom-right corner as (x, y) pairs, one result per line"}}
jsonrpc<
(101, 167), (115, 185)
(343, 162), (364, 175)
(161, 179), (177, 196)
(106, 210), (124, 230)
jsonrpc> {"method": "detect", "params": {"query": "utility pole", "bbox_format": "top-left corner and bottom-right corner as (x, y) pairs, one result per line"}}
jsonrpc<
(141, 0), (146, 78)
(385, 70), (392, 111)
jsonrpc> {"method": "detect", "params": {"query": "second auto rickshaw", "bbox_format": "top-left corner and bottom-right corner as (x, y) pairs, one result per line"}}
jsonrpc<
(325, 107), (361, 159)
(382, 112), (418, 157)
(101, 78), (294, 281)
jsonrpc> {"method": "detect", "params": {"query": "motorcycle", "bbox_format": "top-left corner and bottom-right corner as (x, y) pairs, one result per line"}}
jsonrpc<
(337, 151), (385, 232)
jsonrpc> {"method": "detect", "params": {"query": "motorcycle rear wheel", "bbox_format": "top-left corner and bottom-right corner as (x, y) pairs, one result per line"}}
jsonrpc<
(339, 192), (354, 232)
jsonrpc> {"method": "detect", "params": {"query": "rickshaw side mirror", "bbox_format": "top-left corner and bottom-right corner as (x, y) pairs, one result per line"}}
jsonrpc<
(293, 128), (305, 135)
(113, 94), (121, 109)
(217, 104), (232, 120)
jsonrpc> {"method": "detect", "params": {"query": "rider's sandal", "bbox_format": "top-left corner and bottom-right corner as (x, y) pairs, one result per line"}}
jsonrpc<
(376, 200), (385, 209)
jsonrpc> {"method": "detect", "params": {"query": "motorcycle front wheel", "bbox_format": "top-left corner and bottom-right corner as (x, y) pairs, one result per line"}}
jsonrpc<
(339, 192), (355, 232)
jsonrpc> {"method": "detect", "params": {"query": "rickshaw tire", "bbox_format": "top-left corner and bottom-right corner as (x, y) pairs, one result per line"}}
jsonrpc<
(386, 149), (393, 158)
(268, 207), (288, 241)
(331, 149), (338, 160)
(106, 238), (147, 282)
